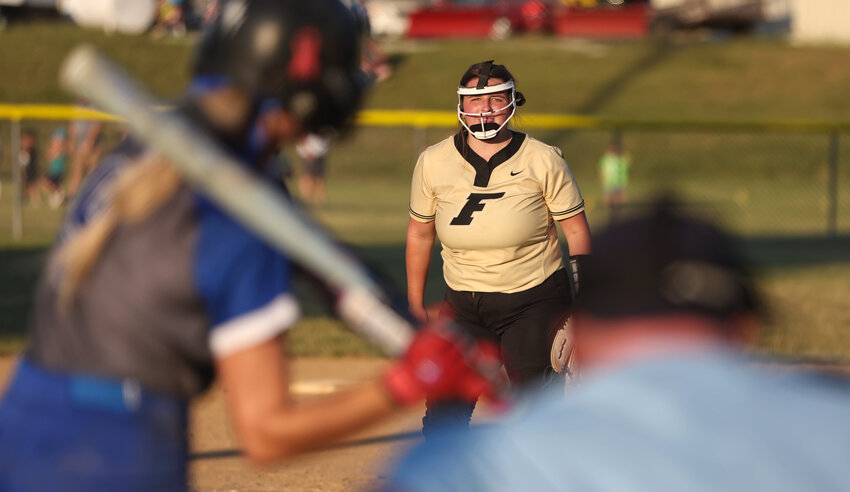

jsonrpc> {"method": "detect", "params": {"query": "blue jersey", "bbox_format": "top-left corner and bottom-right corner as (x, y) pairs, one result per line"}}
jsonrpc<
(26, 138), (298, 397)
(0, 136), (298, 491)
(389, 351), (850, 492)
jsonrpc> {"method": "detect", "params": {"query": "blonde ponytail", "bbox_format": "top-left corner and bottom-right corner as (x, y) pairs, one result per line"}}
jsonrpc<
(57, 154), (183, 312)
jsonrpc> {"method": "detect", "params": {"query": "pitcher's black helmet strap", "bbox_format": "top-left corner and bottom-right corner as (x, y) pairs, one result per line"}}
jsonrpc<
(476, 60), (494, 89)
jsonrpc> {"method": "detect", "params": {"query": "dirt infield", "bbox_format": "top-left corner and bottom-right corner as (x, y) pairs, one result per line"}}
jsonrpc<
(4, 354), (845, 491)
(0, 356), (429, 492)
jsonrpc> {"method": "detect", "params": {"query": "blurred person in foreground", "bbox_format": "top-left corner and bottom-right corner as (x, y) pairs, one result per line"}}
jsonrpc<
(0, 2), (502, 491)
(387, 198), (850, 492)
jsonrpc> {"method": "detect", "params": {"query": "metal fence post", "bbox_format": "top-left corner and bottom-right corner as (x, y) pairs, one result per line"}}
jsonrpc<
(11, 117), (21, 241)
(828, 132), (838, 237)
(413, 126), (427, 160)
(611, 128), (622, 148)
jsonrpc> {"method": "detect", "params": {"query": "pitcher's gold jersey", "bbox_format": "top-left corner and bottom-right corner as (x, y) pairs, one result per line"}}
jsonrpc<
(409, 132), (584, 293)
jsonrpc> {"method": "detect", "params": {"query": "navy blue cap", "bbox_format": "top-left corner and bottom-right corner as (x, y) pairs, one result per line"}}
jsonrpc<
(579, 198), (760, 320)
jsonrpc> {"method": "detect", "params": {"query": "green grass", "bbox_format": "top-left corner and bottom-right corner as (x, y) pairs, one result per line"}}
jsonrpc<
(2, 23), (850, 359)
(0, 247), (46, 353)
(760, 264), (850, 359)
(2, 25), (850, 119)
(0, 22), (194, 103)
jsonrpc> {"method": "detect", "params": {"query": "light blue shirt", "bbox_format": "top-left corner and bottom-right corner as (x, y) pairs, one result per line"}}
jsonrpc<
(389, 351), (850, 492)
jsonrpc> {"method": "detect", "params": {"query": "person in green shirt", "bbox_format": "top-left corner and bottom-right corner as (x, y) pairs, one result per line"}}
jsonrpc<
(598, 139), (631, 208)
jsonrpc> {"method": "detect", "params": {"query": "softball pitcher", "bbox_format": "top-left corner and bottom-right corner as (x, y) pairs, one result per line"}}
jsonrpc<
(406, 60), (592, 437)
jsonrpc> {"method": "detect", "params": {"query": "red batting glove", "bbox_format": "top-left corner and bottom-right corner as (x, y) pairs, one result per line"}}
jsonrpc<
(382, 317), (505, 407)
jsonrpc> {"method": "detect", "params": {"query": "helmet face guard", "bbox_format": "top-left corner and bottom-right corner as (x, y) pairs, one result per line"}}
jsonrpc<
(457, 80), (517, 140)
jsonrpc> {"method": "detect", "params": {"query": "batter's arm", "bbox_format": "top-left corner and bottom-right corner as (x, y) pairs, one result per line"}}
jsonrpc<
(217, 336), (398, 463)
(218, 321), (509, 464)
(405, 218), (437, 322)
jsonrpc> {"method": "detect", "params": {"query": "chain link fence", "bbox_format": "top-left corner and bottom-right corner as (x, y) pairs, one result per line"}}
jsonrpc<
(0, 108), (126, 242)
(540, 128), (849, 237)
(1, 107), (848, 242)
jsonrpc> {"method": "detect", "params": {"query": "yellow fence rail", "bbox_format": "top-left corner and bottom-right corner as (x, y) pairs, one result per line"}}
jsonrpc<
(0, 104), (123, 123)
(4, 104), (850, 133)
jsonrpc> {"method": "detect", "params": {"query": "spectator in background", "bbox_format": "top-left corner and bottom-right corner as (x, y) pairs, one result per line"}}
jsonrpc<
(152, 0), (186, 38)
(295, 133), (331, 206)
(598, 135), (632, 210)
(19, 127), (68, 208)
(66, 98), (104, 199)
(42, 127), (69, 208)
(19, 128), (41, 205)
(388, 198), (850, 492)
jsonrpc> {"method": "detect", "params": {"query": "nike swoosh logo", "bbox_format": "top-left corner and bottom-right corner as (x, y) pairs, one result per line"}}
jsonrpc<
(510, 169), (524, 176)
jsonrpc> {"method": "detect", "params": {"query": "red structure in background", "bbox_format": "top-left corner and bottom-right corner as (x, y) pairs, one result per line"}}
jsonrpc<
(406, 0), (551, 39)
(405, 1), (648, 40)
(551, 4), (648, 38)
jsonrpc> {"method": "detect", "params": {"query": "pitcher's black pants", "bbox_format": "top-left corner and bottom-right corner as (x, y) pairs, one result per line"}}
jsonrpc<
(422, 269), (571, 438)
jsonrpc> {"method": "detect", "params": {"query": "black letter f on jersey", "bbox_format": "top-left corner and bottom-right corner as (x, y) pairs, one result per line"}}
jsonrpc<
(450, 192), (505, 225)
